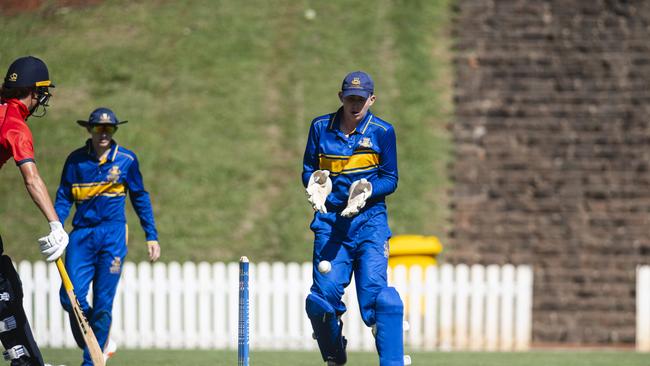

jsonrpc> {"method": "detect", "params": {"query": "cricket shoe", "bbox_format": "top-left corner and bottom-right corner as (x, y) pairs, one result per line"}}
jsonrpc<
(103, 339), (117, 362)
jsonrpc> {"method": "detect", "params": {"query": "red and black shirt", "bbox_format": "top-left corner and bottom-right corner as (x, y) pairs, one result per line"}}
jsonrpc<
(0, 99), (34, 169)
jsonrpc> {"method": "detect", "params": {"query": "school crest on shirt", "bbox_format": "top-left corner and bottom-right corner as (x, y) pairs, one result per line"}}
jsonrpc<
(107, 165), (121, 182)
(359, 137), (373, 149)
(110, 257), (122, 274)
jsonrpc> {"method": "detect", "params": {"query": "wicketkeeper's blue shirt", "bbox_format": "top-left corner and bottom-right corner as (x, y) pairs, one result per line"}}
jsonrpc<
(55, 139), (158, 241)
(302, 108), (398, 212)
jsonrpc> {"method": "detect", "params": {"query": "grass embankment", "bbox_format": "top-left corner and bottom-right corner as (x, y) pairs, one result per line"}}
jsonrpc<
(0, 0), (452, 263)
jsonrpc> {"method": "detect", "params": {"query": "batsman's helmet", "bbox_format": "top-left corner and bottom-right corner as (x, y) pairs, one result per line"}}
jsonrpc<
(3, 56), (54, 89)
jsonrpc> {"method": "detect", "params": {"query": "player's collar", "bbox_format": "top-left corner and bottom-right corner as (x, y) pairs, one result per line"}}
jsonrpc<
(329, 108), (373, 136)
(85, 139), (118, 162)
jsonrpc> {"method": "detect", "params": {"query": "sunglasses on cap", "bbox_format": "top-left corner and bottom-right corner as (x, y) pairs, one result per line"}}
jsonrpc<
(90, 125), (117, 134)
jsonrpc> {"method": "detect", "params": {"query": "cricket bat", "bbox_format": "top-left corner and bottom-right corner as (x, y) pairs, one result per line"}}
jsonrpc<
(55, 258), (105, 366)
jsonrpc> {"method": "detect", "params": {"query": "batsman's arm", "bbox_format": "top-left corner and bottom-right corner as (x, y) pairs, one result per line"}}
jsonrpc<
(19, 162), (59, 223)
(54, 157), (75, 224)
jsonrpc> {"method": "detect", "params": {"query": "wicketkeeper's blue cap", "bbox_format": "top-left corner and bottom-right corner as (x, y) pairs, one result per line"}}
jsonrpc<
(341, 71), (374, 99)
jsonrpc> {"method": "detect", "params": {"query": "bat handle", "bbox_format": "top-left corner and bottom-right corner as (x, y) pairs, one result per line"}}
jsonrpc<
(55, 258), (74, 292)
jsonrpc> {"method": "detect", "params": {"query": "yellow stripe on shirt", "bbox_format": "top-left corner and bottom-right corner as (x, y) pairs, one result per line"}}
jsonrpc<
(72, 182), (126, 202)
(319, 152), (380, 175)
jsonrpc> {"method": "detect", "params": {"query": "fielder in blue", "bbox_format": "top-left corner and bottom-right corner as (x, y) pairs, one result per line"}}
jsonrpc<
(54, 107), (160, 365)
(302, 71), (407, 366)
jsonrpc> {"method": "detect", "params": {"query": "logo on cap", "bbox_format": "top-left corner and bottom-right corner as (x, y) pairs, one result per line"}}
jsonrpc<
(99, 113), (112, 123)
(351, 77), (361, 88)
(8, 73), (17, 82)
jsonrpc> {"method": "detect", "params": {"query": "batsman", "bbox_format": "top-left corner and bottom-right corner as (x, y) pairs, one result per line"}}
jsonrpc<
(0, 56), (68, 365)
(302, 71), (406, 365)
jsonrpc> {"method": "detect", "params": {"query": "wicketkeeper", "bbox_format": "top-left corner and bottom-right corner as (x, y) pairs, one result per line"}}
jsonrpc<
(54, 107), (161, 365)
(0, 56), (69, 366)
(302, 71), (406, 365)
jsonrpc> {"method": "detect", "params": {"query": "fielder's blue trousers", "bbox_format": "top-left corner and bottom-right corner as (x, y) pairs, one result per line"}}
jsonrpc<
(59, 223), (127, 366)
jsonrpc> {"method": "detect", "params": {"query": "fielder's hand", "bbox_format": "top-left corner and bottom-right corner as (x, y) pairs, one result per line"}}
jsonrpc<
(341, 179), (372, 218)
(38, 221), (69, 262)
(147, 240), (161, 262)
(306, 170), (332, 213)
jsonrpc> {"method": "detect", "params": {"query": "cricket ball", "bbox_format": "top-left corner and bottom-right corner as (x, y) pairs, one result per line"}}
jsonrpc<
(318, 260), (332, 274)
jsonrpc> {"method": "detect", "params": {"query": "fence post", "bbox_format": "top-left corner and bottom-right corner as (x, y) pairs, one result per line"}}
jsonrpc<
(18, 262), (34, 339)
(198, 262), (212, 349)
(301, 262), (313, 350)
(515, 265), (533, 351)
(469, 264), (485, 351)
(439, 264), (454, 351)
(168, 262), (182, 349)
(408, 265), (423, 349)
(212, 262), (227, 349)
(123, 262), (138, 347)
(485, 265), (500, 351)
(153, 262), (168, 349)
(638, 266), (650, 352)
(500, 265), (515, 351)
(138, 262), (153, 348)
(454, 264), (469, 350)
(271, 262), (286, 350)
(423, 265), (438, 350)
(33, 262), (48, 346)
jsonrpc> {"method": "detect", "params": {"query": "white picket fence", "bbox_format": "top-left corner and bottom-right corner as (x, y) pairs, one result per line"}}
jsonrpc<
(16, 261), (533, 351)
(638, 265), (650, 352)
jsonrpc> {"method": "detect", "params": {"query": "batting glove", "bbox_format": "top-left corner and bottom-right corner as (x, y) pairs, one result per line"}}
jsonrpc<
(341, 179), (372, 218)
(306, 170), (332, 213)
(38, 221), (69, 262)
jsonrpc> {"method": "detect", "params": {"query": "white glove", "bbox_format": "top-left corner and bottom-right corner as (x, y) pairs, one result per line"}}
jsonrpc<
(341, 179), (373, 218)
(306, 170), (332, 213)
(38, 221), (69, 262)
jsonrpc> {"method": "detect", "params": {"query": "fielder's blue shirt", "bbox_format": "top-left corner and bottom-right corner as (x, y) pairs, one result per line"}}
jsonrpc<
(302, 108), (398, 212)
(55, 139), (158, 241)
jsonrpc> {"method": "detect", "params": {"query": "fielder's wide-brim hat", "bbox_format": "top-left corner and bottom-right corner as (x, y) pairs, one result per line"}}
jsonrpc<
(341, 71), (374, 99)
(76, 107), (128, 127)
(3, 56), (55, 89)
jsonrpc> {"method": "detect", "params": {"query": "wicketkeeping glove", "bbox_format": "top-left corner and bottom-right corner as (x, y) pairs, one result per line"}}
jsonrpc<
(305, 170), (332, 213)
(38, 221), (69, 262)
(341, 179), (373, 218)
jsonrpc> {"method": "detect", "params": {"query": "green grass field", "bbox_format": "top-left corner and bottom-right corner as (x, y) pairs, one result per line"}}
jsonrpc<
(41, 349), (650, 366)
(0, 0), (453, 263)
